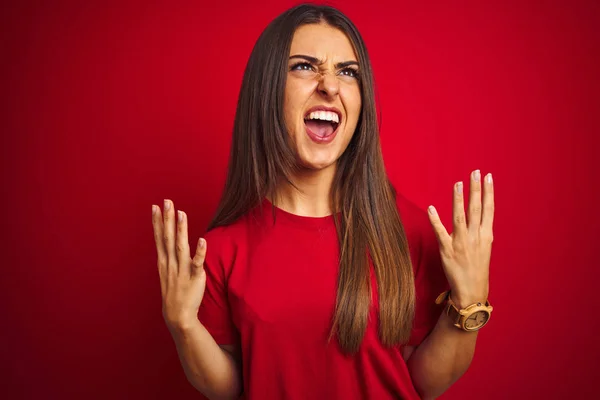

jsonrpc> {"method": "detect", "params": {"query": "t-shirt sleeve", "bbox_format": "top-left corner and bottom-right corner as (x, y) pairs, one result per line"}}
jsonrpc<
(197, 230), (239, 345)
(408, 218), (450, 347)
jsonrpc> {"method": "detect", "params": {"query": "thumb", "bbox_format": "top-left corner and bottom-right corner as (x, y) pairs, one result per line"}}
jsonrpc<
(191, 238), (207, 271)
(427, 205), (449, 246)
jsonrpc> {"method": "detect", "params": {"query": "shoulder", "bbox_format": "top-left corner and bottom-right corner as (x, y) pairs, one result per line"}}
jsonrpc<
(203, 223), (242, 251)
(204, 202), (263, 245)
(202, 212), (254, 276)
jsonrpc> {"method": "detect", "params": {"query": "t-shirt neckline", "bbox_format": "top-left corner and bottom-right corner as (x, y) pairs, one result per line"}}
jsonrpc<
(261, 198), (337, 230)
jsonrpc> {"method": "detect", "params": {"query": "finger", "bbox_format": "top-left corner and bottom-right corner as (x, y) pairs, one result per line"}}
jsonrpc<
(481, 173), (495, 238)
(468, 169), (483, 236)
(427, 205), (451, 248)
(163, 199), (178, 273)
(176, 210), (191, 276)
(191, 238), (207, 278)
(152, 205), (167, 297)
(452, 181), (468, 239)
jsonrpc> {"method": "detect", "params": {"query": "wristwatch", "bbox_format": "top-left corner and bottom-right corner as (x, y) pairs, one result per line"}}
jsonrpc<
(435, 290), (493, 332)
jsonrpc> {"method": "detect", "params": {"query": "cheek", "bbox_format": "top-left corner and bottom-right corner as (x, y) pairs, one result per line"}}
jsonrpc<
(284, 78), (319, 118)
(343, 87), (362, 128)
(284, 85), (303, 133)
(283, 86), (296, 129)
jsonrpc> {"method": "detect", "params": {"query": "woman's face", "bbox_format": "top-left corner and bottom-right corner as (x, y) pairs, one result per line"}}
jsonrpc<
(284, 23), (362, 171)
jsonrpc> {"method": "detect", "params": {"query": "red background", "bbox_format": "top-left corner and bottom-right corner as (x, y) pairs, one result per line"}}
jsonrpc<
(2, 0), (599, 398)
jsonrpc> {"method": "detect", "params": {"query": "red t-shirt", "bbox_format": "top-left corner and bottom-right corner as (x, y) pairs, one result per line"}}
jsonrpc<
(198, 193), (448, 399)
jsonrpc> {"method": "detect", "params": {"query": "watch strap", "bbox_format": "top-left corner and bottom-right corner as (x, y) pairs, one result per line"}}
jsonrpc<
(435, 290), (492, 309)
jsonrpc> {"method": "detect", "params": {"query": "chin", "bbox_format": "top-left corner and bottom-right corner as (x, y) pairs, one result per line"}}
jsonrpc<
(289, 130), (348, 171)
(296, 151), (338, 171)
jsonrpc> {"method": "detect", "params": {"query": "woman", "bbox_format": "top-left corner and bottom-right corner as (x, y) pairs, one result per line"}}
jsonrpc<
(151, 4), (494, 399)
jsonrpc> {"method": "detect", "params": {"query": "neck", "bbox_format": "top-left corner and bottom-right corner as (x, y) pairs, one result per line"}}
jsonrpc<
(270, 163), (337, 217)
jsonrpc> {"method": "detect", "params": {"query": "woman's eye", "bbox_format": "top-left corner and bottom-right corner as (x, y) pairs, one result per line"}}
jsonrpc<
(340, 68), (359, 78)
(291, 62), (314, 71)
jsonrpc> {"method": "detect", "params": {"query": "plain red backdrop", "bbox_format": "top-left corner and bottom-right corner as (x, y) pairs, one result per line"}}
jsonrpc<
(2, 0), (599, 398)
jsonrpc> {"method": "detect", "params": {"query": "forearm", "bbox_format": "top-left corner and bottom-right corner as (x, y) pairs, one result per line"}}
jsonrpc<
(406, 311), (477, 399)
(169, 320), (242, 400)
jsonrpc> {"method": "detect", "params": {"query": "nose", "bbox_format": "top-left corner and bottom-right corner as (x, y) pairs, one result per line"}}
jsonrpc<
(317, 71), (340, 98)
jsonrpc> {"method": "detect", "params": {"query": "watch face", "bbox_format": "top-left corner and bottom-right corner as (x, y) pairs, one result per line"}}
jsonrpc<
(464, 311), (489, 330)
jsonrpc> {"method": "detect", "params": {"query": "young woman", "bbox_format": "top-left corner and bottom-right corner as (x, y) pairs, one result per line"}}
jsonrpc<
(151, 4), (494, 399)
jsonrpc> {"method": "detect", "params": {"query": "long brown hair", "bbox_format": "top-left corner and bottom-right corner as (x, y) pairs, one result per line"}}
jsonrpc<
(207, 4), (415, 354)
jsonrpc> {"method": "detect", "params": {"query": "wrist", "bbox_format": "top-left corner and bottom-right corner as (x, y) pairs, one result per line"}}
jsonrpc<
(166, 316), (202, 335)
(451, 292), (488, 310)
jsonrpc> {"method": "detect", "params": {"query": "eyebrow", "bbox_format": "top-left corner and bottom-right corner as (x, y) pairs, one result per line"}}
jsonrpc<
(289, 54), (360, 69)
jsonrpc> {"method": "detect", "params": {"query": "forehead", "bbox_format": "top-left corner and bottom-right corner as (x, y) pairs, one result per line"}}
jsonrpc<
(289, 23), (357, 61)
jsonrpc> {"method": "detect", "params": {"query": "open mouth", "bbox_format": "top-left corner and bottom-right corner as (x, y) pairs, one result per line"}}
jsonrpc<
(304, 110), (340, 139)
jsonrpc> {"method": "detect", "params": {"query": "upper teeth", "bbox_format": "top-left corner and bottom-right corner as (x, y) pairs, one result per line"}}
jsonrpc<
(307, 111), (339, 123)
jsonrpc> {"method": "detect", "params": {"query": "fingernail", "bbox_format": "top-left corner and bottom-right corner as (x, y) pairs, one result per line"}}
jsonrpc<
(199, 238), (205, 248)
(486, 173), (493, 184)
(456, 182), (463, 194)
(473, 170), (480, 182)
(178, 211), (183, 222)
(164, 199), (171, 211)
(152, 205), (157, 215)
(428, 205), (437, 215)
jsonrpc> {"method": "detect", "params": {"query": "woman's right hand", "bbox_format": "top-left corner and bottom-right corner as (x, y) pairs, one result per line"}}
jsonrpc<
(152, 199), (207, 332)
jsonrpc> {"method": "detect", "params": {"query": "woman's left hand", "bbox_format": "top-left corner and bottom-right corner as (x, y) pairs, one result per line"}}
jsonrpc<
(427, 170), (495, 308)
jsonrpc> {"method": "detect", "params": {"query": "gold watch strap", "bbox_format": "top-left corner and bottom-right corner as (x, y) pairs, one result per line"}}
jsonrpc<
(435, 290), (491, 308)
(435, 290), (451, 305)
(435, 290), (461, 325)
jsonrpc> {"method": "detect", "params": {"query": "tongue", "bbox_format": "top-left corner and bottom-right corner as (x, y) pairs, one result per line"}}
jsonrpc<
(305, 120), (334, 137)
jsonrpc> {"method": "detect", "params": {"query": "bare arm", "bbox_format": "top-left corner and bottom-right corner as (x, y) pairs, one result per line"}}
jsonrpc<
(169, 322), (242, 400)
(404, 170), (494, 398)
(403, 309), (478, 399)
(152, 200), (242, 399)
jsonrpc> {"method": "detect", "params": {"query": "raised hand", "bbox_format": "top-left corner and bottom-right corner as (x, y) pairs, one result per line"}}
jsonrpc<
(427, 170), (495, 308)
(152, 199), (207, 331)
